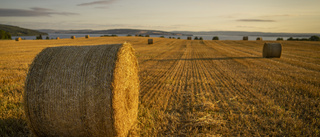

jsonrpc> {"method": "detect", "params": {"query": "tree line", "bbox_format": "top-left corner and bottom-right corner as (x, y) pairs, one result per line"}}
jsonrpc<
(0, 30), (12, 40)
(277, 36), (320, 41)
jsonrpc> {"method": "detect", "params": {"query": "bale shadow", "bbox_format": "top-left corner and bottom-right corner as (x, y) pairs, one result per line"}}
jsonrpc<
(0, 118), (31, 137)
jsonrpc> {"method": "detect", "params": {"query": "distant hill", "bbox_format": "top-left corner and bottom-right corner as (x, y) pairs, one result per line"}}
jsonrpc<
(39, 29), (191, 36)
(172, 31), (320, 37)
(0, 24), (48, 36)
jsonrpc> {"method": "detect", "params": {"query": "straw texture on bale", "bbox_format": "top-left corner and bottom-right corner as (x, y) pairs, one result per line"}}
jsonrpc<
(256, 37), (262, 41)
(56, 37), (60, 40)
(24, 43), (139, 137)
(263, 43), (282, 58)
(15, 37), (21, 41)
(243, 36), (248, 40)
(71, 36), (76, 39)
(85, 35), (90, 38)
(148, 39), (153, 44)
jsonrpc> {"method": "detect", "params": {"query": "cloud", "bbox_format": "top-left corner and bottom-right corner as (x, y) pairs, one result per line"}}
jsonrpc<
(30, 7), (53, 12)
(0, 8), (78, 17)
(236, 19), (276, 22)
(77, 0), (117, 6)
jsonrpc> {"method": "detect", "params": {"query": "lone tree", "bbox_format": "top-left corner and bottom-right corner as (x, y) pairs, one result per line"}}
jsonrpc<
(0, 30), (12, 40)
(309, 35), (320, 41)
(212, 36), (219, 40)
(194, 36), (199, 40)
(36, 34), (43, 40)
(46, 36), (50, 40)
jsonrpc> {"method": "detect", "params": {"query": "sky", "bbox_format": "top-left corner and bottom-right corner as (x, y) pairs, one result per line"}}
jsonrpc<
(0, 0), (320, 33)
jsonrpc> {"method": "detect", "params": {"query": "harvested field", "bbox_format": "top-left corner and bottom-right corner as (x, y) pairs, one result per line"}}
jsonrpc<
(0, 37), (319, 136)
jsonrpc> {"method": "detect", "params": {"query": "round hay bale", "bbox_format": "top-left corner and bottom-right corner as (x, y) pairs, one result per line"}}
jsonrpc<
(85, 35), (90, 38)
(15, 37), (21, 41)
(243, 36), (248, 41)
(256, 37), (263, 41)
(263, 43), (282, 58)
(148, 39), (153, 44)
(24, 42), (139, 137)
(56, 37), (60, 40)
(71, 36), (76, 39)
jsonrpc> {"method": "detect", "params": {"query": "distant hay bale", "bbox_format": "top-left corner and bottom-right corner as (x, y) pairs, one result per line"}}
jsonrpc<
(263, 43), (282, 58)
(24, 43), (139, 137)
(187, 37), (192, 40)
(71, 36), (76, 39)
(15, 37), (21, 41)
(256, 37), (263, 41)
(243, 36), (248, 41)
(85, 35), (90, 38)
(56, 37), (60, 40)
(148, 39), (153, 44)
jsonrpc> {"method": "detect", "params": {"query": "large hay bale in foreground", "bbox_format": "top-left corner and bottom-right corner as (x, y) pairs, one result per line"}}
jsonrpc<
(263, 43), (282, 58)
(15, 37), (21, 41)
(148, 39), (153, 44)
(71, 36), (76, 39)
(85, 35), (90, 38)
(24, 43), (139, 137)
